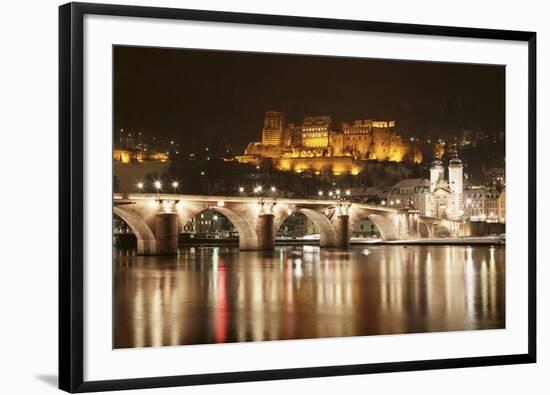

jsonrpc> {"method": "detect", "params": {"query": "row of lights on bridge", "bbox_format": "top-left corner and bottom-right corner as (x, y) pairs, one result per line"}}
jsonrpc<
(136, 181), (179, 191)
(134, 181), (396, 207)
(317, 189), (351, 197)
(238, 186), (355, 199)
(238, 186), (277, 194)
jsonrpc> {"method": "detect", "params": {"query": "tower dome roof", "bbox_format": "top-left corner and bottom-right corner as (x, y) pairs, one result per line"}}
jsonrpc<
(449, 152), (463, 167)
(431, 156), (443, 168)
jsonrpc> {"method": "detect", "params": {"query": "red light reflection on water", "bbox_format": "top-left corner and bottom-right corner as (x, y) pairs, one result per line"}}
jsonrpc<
(215, 258), (228, 343)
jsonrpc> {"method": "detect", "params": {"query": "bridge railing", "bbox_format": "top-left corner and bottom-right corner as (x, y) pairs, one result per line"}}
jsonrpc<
(113, 193), (399, 212)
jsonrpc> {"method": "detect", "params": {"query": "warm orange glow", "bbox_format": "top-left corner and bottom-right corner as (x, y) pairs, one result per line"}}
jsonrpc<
(236, 115), (422, 175)
(113, 149), (170, 163)
(114, 149), (131, 163)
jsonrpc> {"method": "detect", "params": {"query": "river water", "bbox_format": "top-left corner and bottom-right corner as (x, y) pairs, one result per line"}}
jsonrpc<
(113, 244), (505, 349)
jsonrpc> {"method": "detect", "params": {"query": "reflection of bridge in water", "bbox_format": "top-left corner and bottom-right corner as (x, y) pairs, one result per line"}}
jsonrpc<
(114, 193), (462, 255)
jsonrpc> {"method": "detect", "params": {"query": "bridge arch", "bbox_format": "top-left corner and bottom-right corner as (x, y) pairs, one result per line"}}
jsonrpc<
(366, 213), (399, 241)
(179, 205), (259, 250)
(348, 208), (400, 241)
(419, 222), (431, 238)
(432, 222), (451, 237)
(275, 207), (338, 247)
(114, 206), (156, 255)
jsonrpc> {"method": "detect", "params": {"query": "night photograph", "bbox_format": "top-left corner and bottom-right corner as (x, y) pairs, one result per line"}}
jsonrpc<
(112, 45), (506, 349)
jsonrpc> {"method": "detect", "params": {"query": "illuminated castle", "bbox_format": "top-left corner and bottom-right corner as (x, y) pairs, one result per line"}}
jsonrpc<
(236, 111), (422, 175)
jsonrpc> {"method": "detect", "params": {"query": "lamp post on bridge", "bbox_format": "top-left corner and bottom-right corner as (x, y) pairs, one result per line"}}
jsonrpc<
(253, 185), (265, 214)
(171, 181), (179, 193)
(253, 185), (278, 215)
(154, 180), (162, 203)
(335, 190), (351, 248)
(250, 184), (277, 250)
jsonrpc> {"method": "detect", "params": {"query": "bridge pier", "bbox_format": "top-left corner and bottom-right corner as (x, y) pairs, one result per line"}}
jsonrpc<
(406, 210), (421, 239)
(394, 210), (421, 240)
(136, 239), (156, 256)
(255, 213), (275, 250)
(154, 212), (178, 255)
(333, 214), (350, 248)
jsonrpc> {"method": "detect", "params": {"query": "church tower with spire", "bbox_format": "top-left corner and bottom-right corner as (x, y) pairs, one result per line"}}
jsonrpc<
(447, 151), (464, 220)
(430, 155), (445, 193)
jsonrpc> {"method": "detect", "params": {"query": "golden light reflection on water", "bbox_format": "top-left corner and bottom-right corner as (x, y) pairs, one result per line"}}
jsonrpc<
(113, 245), (505, 349)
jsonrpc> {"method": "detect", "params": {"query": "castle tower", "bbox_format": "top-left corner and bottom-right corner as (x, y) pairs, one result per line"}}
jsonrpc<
(261, 111), (285, 146)
(429, 155), (445, 193)
(447, 152), (464, 220)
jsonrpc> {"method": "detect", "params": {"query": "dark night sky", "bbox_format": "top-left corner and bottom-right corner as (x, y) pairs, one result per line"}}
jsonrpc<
(114, 45), (505, 151)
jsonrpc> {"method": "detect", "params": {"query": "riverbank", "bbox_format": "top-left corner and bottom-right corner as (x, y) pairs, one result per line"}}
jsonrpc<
(174, 236), (505, 246)
(350, 236), (505, 245)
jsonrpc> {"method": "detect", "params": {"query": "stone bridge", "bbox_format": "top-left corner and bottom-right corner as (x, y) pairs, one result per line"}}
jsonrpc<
(113, 193), (450, 255)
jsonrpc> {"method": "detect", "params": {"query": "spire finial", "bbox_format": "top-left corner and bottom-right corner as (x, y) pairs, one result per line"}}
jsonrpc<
(449, 148), (462, 167)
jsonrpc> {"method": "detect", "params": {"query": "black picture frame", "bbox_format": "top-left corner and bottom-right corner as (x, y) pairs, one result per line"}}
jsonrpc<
(59, 2), (537, 393)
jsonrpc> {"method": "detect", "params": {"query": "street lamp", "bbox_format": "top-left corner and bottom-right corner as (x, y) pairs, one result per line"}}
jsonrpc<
(172, 181), (179, 190)
(270, 186), (276, 192)
(238, 186), (244, 193)
(318, 190), (323, 197)
(346, 189), (351, 196)
(154, 180), (162, 202)
(328, 191), (334, 197)
(136, 182), (144, 191)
